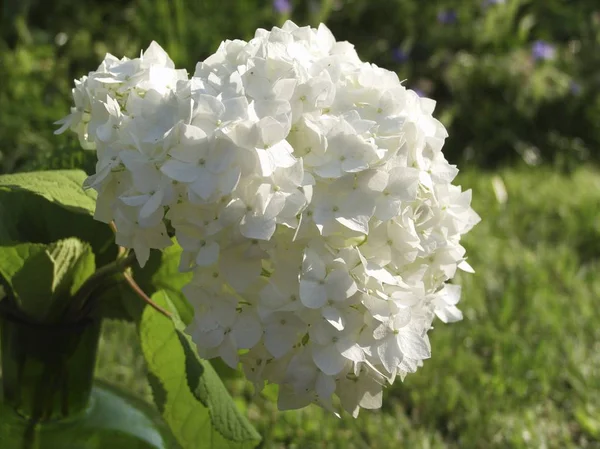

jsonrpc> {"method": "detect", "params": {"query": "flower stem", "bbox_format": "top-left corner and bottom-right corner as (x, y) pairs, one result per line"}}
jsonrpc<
(122, 271), (172, 318)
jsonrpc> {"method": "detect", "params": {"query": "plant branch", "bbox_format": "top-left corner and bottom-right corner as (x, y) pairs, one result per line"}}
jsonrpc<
(122, 270), (172, 317)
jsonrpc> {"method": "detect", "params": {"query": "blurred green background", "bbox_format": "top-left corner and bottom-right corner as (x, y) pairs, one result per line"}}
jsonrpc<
(2, 0), (600, 447)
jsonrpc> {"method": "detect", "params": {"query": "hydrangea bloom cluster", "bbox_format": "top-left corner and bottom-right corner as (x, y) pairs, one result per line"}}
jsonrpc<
(57, 21), (479, 417)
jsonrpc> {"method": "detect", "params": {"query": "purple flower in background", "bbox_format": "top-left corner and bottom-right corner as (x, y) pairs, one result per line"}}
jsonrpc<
(482, 0), (505, 6)
(413, 88), (425, 97)
(569, 81), (582, 95)
(531, 40), (556, 61)
(437, 10), (458, 25)
(392, 47), (409, 64)
(273, 0), (292, 14)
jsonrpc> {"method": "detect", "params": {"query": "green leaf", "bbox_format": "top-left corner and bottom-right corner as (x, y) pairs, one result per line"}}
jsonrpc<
(0, 169), (97, 216)
(48, 237), (96, 298)
(9, 244), (55, 321)
(0, 238), (95, 322)
(0, 242), (47, 285)
(138, 291), (261, 449)
(0, 187), (116, 266)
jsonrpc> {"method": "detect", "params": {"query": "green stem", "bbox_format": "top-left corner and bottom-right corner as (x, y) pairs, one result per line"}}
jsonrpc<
(65, 251), (137, 320)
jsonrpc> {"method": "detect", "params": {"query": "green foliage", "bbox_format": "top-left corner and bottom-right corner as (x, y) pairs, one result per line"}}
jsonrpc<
(138, 291), (261, 449)
(320, 0), (600, 168)
(0, 169), (106, 322)
(0, 170), (115, 268)
(0, 238), (95, 322)
(1, 0), (599, 173)
(0, 169), (96, 215)
(0, 243), (50, 315)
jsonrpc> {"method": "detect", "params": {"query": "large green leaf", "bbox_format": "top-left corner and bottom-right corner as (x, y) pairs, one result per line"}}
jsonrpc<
(2, 243), (54, 320)
(0, 187), (116, 266)
(138, 291), (261, 449)
(0, 169), (115, 268)
(0, 238), (96, 322)
(0, 169), (96, 215)
(0, 242), (47, 284)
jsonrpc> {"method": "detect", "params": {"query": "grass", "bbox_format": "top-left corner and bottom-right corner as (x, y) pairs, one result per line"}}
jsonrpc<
(95, 165), (600, 449)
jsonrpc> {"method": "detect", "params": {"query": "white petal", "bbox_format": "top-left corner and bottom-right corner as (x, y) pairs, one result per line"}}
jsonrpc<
(217, 166), (241, 195)
(195, 241), (219, 266)
(254, 100), (291, 118)
(392, 308), (412, 329)
(268, 140), (296, 168)
(277, 385), (312, 411)
(302, 249), (326, 280)
(299, 280), (327, 309)
(458, 260), (475, 273)
(96, 122), (114, 142)
(120, 194), (149, 207)
(258, 115), (286, 145)
(397, 330), (431, 360)
(335, 215), (369, 234)
(387, 167), (420, 201)
(357, 250), (399, 286)
(325, 269), (357, 300)
(220, 255), (261, 293)
(442, 284), (462, 306)
(373, 321), (391, 340)
(222, 97), (249, 122)
(322, 306), (344, 331)
(376, 337), (402, 373)
(139, 190), (164, 219)
(240, 215), (276, 240)
(311, 344), (346, 375)
(160, 159), (200, 182)
(83, 165), (111, 189)
(314, 161), (342, 179)
(232, 312), (262, 349)
(315, 372), (336, 399)
(435, 305), (463, 323)
(189, 170), (217, 199)
(265, 326), (296, 358)
(218, 336), (239, 369)
(256, 148), (276, 177)
(338, 341), (365, 363)
(200, 328), (225, 349)
(133, 165), (162, 193)
(375, 198), (402, 221)
(54, 115), (73, 135)
(133, 243), (150, 268)
(358, 383), (383, 410)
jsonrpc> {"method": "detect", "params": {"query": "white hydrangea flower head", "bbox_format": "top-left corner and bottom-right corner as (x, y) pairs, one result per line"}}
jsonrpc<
(58, 21), (480, 417)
